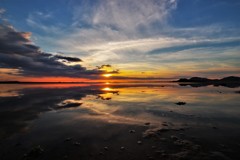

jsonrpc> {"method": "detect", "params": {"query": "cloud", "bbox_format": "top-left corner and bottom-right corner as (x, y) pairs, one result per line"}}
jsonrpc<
(2, 0), (239, 78)
(55, 54), (83, 62)
(0, 23), (103, 78)
(74, 0), (177, 34)
(0, 8), (6, 14)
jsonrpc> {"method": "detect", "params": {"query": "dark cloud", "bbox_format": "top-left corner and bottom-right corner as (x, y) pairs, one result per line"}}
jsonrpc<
(55, 55), (83, 62)
(96, 64), (119, 74)
(96, 64), (112, 69)
(0, 23), (103, 78)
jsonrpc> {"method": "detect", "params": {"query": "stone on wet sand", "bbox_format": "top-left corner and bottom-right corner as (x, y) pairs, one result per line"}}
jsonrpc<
(145, 122), (150, 125)
(104, 147), (109, 151)
(64, 137), (72, 142)
(129, 129), (136, 133)
(148, 156), (154, 160)
(175, 102), (186, 105)
(212, 126), (218, 129)
(170, 135), (179, 141)
(174, 139), (193, 147)
(137, 140), (142, 145)
(210, 151), (231, 160)
(24, 145), (44, 158)
(73, 142), (81, 146)
(170, 151), (190, 160)
(162, 123), (168, 126)
(120, 146), (125, 151)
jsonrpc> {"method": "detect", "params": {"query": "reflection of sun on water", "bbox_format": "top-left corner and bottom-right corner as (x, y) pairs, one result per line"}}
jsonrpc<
(102, 87), (112, 91)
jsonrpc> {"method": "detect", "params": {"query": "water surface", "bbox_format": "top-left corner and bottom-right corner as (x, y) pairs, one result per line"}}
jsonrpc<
(0, 83), (239, 160)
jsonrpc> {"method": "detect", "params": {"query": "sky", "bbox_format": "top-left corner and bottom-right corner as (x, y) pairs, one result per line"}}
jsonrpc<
(0, 0), (240, 81)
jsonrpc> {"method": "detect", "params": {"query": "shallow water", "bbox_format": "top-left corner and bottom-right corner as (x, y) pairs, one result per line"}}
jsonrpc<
(0, 83), (240, 160)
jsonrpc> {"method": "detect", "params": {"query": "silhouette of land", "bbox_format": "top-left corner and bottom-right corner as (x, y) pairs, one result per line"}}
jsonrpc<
(176, 76), (240, 88)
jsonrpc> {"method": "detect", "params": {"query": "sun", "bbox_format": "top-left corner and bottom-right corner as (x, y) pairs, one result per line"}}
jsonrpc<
(103, 74), (112, 77)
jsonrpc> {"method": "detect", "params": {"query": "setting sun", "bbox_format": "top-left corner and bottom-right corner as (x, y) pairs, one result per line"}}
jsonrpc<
(103, 74), (112, 77)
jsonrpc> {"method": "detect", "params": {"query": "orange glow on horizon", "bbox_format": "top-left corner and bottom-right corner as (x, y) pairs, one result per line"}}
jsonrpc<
(17, 77), (103, 82)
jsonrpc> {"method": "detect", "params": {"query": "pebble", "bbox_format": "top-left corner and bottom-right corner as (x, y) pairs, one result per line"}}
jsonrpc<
(162, 123), (168, 126)
(179, 133), (184, 136)
(155, 150), (165, 154)
(129, 130), (136, 133)
(145, 122), (150, 125)
(170, 135), (179, 141)
(120, 147), (125, 150)
(159, 138), (167, 141)
(64, 137), (72, 142)
(137, 141), (142, 145)
(175, 102), (186, 105)
(104, 147), (109, 151)
(73, 142), (81, 146)
(24, 145), (44, 158)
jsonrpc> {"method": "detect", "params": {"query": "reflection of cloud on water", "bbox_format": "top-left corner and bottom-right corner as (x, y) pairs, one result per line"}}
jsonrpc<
(0, 86), (104, 138)
(63, 97), (166, 127)
(0, 84), (240, 140)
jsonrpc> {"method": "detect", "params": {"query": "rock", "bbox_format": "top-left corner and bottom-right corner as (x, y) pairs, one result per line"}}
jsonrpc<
(162, 123), (168, 126)
(179, 133), (184, 136)
(170, 135), (179, 141)
(155, 150), (165, 154)
(24, 145), (44, 158)
(170, 151), (190, 159)
(64, 137), (72, 142)
(137, 141), (142, 145)
(212, 126), (218, 129)
(148, 156), (154, 160)
(175, 102), (186, 105)
(161, 153), (167, 157)
(73, 142), (81, 146)
(220, 144), (226, 148)
(104, 147), (109, 151)
(120, 147), (125, 150)
(210, 151), (231, 160)
(159, 138), (167, 141)
(174, 139), (193, 147)
(129, 130), (136, 133)
(192, 145), (201, 150)
(145, 122), (150, 125)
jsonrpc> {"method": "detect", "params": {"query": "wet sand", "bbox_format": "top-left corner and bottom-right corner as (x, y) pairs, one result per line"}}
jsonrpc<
(0, 84), (240, 160)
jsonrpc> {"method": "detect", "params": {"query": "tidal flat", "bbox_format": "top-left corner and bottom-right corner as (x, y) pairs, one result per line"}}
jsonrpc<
(0, 83), (240, 160)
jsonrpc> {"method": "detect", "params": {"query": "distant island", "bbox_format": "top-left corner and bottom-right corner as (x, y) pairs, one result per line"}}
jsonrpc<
(176, 76), (240, 88)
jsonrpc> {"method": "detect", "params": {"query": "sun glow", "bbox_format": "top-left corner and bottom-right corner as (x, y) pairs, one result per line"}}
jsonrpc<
(103, 74), (112, 77)
(102, 87), (112, 91)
